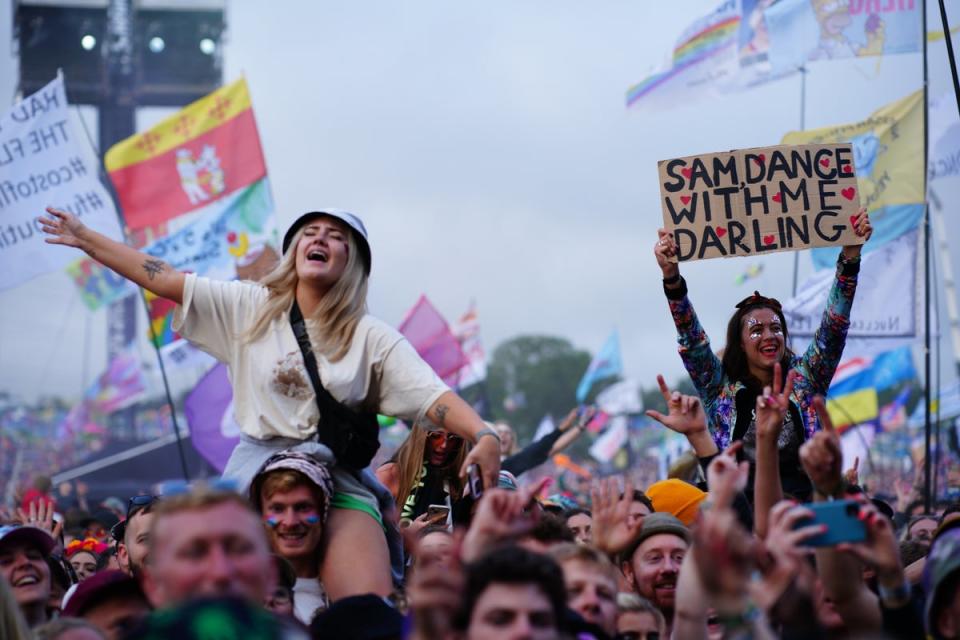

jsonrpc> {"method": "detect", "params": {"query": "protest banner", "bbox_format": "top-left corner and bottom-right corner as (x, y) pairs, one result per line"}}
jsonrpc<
(658, 143), (863, 262)
(0, 74), (124, 290)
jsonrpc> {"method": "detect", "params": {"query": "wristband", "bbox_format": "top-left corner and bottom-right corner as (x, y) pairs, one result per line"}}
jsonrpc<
(662, 272), (681, 285)
(476, 427), (501, 444)
(878, 577), (911, 606)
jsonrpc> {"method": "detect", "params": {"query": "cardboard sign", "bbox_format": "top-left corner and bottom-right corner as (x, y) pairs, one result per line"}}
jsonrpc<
(658, 143), (864, 262)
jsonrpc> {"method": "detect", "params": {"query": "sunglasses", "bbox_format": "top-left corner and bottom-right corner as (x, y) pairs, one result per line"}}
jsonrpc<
(126, 495), (159, 519)
(155, 477), (240, 497)
(735, 290), (782, 311)
(427, 431), (463, 446)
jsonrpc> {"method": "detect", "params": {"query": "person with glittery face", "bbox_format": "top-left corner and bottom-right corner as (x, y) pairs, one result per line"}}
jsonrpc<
(652, 209), (872, 501)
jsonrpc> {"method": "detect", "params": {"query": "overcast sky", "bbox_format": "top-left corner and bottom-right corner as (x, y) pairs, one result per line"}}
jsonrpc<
(0, 1), (956, 408)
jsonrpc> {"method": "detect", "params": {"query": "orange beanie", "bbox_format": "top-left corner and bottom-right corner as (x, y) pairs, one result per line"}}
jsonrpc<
(645, 479), (707, 526)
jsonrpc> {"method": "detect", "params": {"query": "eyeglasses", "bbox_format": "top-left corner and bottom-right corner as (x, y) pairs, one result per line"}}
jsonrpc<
(735, 290), (782, 311)
(427, 431), (463, 446)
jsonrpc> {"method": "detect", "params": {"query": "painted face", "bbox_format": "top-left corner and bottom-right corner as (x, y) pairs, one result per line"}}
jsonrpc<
(466, 582), (558, 640)
(70, 550), (99, 581)
(740, 307), (785, 375)
(261, 485), (324, 564)
(624, 534), (687, 612)
(561, 559), (618, 636)
(0, 542), (51, 607)
(426, 430), (463, 467)
(566, 513), (592, 545)
(294, 217), (351, 291)
(143, 501), (274, 608)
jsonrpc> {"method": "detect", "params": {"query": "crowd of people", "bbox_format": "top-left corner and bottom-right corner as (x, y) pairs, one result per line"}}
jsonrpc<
(0, 205), (954, 638)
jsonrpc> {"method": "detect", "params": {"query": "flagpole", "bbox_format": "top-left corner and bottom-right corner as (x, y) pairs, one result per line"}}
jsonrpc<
(937, 0), (960, 122)
(923, 0), (933, 513)
(791, 65), (807, 301)
(74, 107), (191, 482)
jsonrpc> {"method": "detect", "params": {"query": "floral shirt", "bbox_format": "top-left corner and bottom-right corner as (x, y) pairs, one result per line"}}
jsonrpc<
(666, 257), (860, 451)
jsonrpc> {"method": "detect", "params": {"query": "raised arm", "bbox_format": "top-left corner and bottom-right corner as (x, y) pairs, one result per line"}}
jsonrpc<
(752, 364), (794, 537)
(425, 391), (501, 490)
(655, 229), (724, 405)
(797, 209), (872, 395)
(40, 206), (185, 304)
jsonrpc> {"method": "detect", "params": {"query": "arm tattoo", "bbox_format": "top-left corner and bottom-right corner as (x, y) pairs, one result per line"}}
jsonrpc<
(435, 403), (449, 427)
(142, 259), (166, 281)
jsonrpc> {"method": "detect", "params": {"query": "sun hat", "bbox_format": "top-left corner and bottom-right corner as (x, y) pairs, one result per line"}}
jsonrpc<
(282, 209), (371, 275)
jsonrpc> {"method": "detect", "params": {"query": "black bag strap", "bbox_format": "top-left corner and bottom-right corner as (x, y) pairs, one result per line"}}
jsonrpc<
(289, 300), (340, 447)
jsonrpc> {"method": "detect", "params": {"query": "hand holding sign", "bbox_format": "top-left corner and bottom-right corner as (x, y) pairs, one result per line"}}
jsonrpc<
(658, 143), (866, 263)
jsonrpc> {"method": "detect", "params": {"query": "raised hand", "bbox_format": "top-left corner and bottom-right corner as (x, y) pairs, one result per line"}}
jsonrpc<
(406, 529), (465, 640)
(38, 207), (90, 252)
(751, 500), (825, 610)
(706, 441), (748, 508)
(16, 499), (63, 541)
(843, 208), (872, 258)
(460, 478), (547, 563)
(800, 396), (844, 497)
(654, 227), (680, 280)
(755, 362), (795, 443)
(835, 496), (902, 587)
(590, 477), (645, 556)
(843, 457), (860, 487)
(646, 375), (707, 437)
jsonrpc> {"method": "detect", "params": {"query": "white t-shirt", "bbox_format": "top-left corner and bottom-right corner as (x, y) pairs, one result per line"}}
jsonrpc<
(173, 274), (448, 441)
(293, 576), (328, 625)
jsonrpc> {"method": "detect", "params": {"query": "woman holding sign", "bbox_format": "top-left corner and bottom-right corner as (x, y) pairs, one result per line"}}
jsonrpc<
(38, 206), (501, 600)
(652, 209), (871, 501)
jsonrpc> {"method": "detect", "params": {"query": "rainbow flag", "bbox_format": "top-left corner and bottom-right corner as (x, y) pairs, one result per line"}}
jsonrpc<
(626, 2), (740, 107)
(105, 79), (267, 230)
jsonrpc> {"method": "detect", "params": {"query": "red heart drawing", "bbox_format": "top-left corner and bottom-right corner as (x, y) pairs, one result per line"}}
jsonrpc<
(681, 167), (693, 179)
(753, 154), (765, 165)
(772, 192), (782, 203)
(680, 195), (691, 205)
(763, 235), (776, 246)
(820, 158), (830, 168)
(716, 227), (727, 238)
(841, 187), (856, 200)
(841, 165), (854, 175)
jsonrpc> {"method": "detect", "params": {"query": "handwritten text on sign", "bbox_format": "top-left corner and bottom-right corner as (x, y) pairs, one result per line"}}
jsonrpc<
(658, 143), (864, 262)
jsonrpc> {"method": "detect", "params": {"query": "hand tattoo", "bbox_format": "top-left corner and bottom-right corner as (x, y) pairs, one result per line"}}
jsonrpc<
(142, 259), (165, 281)
(435, 403), (449, 427)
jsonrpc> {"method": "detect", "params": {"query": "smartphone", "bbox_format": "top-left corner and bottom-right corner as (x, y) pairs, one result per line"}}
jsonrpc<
(426, 504), (450, 523)
(467, 463), (484, 499)
(793, 499), (866, 547)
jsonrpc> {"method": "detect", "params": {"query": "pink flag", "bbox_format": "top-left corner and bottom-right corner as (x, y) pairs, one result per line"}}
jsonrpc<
(398, 295), (470, 387)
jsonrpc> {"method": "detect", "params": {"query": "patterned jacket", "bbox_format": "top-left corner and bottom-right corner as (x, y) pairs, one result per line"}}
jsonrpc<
(665, 257), (860, 451)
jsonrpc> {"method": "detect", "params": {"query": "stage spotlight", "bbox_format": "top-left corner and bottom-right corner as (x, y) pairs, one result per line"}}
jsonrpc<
(148, 36), (165, 53)
(80, 34), (96, 50)
(199, 37), (215, 55)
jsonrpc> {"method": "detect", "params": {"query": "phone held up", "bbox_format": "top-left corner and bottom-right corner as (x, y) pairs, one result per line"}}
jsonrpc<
(793, 499), (867, 547)
(467, 463), (484, 500)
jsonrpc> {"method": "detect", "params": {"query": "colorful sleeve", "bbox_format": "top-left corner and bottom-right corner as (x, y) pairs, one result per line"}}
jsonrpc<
(668, 292), (724, 404)
(797, 258), (859, 395)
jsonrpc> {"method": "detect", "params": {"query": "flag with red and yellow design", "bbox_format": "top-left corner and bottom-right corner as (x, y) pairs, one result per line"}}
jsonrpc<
(105, 78), (267, 230)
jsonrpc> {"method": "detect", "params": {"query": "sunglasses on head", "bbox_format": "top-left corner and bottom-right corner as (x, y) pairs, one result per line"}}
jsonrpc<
(427, 431), (463, 445)
(735, 291), (782, 311)
(155, 477), (239, 497)
(126, 495), (158, 519)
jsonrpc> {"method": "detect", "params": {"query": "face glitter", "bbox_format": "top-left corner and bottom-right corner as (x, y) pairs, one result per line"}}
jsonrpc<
(304, 514), (320, 526)
(265, 516), (280, 528)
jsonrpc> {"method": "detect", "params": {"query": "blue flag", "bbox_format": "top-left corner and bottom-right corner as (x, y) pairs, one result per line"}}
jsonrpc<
(829, 346), (917, 397)
(576, 331), (623, 403)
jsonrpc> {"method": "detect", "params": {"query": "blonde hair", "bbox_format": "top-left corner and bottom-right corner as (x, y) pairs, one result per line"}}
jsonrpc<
(549, 542), (618, 583)
(393, 422), (468, 509)
(244, 221), (368, 361)
(0, 577), (31, 640)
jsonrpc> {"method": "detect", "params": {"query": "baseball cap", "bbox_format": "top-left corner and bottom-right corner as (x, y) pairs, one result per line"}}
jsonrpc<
(282, 209), (371, 275)
(0, 524), (56, 556)
(62, 569), (146, 617)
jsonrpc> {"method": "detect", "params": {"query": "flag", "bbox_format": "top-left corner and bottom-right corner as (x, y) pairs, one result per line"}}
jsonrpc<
(451, 302), (488, 389)
(909, 381), (960, 428)
(784, 229), (919, 342)
(828, 346), (917, 396)
(879, 387), (911, 432)
(576, 331), (623, 403)
(827, 387), (879, 433)
(105, 78), (267, 230)
(60, 350), (146, 438)
(0, 75), (125, 290)
(734, 263), (763, 286)
(764, 0), (922, 78)
(626, 0), (741, 110)
(65, 257), (136, 311)
(398, 295), (470, 387)
(596, 379), (643, 415)
(782, 91), (924, 270)
(184, 363), (240, 473)
(532, 415), (556, 442)
(589, 416), (629, 463)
